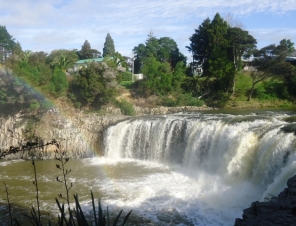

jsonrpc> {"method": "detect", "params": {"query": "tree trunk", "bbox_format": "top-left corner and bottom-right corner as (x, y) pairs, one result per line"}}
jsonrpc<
(232, 76), (236, 95)
(247, 83), (255, 101)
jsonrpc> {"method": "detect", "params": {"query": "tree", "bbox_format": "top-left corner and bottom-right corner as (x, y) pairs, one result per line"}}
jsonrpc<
(103, 33), (115, 57)
(158, 37), (186, 68)
(187, 18), (211, 69)
(50, 55), (73, 72)
(47, 49), (79, 66)
(283, 64), (296, 100)
(139, 56), (175, 95)
(0, 25), (16, 64)
(248, 39), (295, 100)
(227, 27), (257, 94)
(13, 41), (22, 55)
(200, 13), (233, 91)
(187, 13), (257, 94)
(78, 40), (93, 59)
(133, 43), (147, 73)
(73, 62), (118, 107)
(172, 61), (187, 92)
(133, 33), (186, 73)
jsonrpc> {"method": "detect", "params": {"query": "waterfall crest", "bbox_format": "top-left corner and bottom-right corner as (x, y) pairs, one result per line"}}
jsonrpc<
(104, 112), (296, 189)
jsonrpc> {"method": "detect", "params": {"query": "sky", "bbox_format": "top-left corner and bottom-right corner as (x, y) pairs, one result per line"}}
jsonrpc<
(1, 0), (296, 62)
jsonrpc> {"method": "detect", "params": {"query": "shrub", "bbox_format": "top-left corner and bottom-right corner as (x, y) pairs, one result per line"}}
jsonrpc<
(48, 68), (68, 97)
(29, 99), (40, 110)
(114, 99), (136, 116)
(120, 71), (132, 81)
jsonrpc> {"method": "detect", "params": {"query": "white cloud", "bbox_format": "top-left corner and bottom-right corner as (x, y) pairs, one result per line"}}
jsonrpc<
(249, 28), (296, 48)
(1, 0), (296, 58)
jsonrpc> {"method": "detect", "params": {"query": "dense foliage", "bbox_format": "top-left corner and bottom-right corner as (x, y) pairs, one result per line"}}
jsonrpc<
(103, 33), (115, 57)
(0, 25), (15, 64)
(78, 40), (101, 60)
(71, 61), (119, 107)
(187, 13), (257, 95)
(133, 32), (187, 73)
(0, 16), (296, 112)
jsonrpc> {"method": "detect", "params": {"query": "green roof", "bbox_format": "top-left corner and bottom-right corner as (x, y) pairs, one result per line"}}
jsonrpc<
(75, 58), (105, 64)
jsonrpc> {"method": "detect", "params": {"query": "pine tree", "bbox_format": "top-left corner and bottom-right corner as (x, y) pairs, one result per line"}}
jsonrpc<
(0, 25), (16, 64)
(103, 33), (115, 57)
(79, 40), (92, 59)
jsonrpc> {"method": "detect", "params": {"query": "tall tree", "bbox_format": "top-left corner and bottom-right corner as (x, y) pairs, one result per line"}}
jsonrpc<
(187, 13), (233, 91)
(133, 34), (186, 73)
(187, 13), (256, 94)
(0, 25), (16, 64)
(13, 41), (22, 55)
(187, 18), (211, 69)
(79, 40), (93, 59)
(103, 33), (115, 57)
(227, 27), (257, 94)
(158, 37), (186, 68)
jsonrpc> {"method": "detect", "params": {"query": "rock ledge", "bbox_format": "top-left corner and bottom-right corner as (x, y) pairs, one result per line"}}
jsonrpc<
(234, 175), (296, 226)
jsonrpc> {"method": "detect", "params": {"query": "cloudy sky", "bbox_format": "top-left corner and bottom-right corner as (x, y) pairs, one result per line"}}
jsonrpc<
(1, 0), (296, 61)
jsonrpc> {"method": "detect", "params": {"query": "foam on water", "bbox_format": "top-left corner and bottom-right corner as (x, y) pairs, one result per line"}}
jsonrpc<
(1, 112), (296, 225)
(102, 112), (296, 225)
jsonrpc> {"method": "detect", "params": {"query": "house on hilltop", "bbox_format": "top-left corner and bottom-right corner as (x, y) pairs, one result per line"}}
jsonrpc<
(72, 57), (128, 72)
(73, 57), (105, 71)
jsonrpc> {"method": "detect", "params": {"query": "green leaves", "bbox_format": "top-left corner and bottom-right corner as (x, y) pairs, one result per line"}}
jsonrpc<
(73, 61), (118, 107)
(133, 34), (186, 74)
(103, 33), (115, 58)
(49, 68), (68, 97)
(187, 13), (257, 94)
(0, 25), (16, 64)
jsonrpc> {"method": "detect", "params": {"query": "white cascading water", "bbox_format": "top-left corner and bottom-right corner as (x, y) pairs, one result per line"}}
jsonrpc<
(103, 112), (296, 225)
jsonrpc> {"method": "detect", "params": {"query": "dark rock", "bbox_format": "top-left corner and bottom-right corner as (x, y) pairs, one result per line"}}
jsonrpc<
(234, 174), (296, 226)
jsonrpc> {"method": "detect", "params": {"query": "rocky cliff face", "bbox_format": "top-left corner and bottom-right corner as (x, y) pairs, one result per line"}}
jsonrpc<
(0, 105), (213, 159)
(234, 175), (296, 226)
(0, 109), (128, 159)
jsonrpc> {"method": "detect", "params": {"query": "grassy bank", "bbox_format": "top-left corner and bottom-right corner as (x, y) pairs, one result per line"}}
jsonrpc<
(206, 71), (294, 109)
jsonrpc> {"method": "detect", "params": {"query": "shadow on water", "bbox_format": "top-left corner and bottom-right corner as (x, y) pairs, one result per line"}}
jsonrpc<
(0, 201), (56, 225)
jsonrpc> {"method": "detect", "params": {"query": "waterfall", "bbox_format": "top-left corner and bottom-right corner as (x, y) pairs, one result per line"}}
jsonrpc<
(104, 112), (296, 192)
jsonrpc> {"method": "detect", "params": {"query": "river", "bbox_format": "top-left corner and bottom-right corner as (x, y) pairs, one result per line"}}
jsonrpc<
(1, 110), (296, 225)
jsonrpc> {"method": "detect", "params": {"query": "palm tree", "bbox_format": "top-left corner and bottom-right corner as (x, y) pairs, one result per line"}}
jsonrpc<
(51, 55), (73, 72)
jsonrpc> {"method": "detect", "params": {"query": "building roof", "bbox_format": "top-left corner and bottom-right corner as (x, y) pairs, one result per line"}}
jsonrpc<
(75, 58), (104, 64)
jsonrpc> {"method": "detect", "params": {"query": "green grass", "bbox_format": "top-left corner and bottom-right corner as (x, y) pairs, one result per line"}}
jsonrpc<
(224, 72), (293, 108)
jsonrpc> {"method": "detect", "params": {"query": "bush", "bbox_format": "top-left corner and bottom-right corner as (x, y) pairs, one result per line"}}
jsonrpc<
(120, 71), (132, 81)
(120, 81), (133, 90)
(29, 99), (40, 110)
(253, 84), (277, 101)
(114, 99), (136, 116)
(48, 68), (68, 97)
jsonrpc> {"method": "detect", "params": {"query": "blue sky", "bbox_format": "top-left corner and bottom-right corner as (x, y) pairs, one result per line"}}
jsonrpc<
(1, 0), (296, 61)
